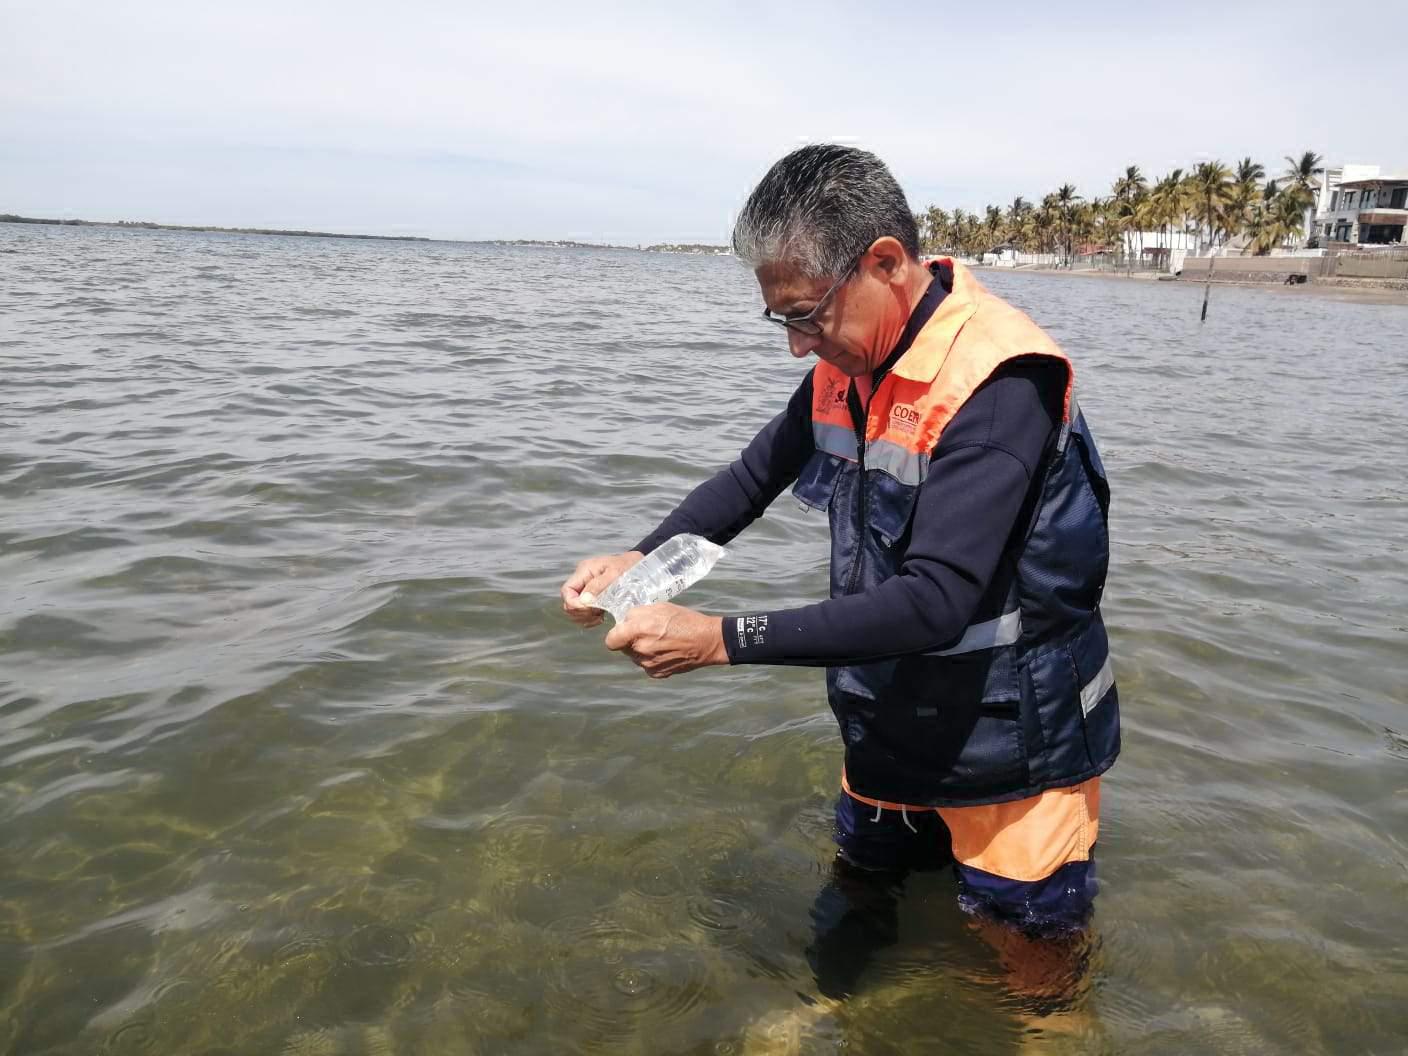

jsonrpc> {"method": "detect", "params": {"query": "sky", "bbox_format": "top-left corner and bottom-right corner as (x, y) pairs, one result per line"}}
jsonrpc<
(2, 0), (1404, 244)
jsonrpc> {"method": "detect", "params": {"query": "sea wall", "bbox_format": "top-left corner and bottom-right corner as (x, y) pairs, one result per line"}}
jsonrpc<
(1179, 257), (1318, 284)
(1180, 252), (1408, 286)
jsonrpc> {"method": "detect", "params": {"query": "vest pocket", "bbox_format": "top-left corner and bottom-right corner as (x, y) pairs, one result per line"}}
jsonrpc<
(792, 451), (845, 512)
(1027, 618), (1116, 773)
(865, 470), (918, 548)
(891, 650), (1027, 792)
(1068, 615), (1118, 767)
(833, 659), (897, 701)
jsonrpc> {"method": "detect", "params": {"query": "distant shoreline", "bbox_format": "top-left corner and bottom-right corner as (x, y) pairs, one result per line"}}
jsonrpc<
(1, 213), (434, 243)
(0, 215), (732, 255)
(474, 238), (731, 254)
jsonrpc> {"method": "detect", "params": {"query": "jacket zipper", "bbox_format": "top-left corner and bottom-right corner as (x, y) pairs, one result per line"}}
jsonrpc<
(835, 274), (943, 600)
(843, 364), (894, 596)
(844, 382), (867, 595)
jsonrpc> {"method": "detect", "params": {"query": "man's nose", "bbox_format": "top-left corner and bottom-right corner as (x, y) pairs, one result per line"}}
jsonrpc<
(788, 328), (821, 359)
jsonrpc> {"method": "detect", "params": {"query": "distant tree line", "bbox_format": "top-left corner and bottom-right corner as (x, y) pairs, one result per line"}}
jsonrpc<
(478, 239), (622, 249)
(914, 151), (1325, 265)
(644, 243), (731, 255)
(0, 214), (430, 242)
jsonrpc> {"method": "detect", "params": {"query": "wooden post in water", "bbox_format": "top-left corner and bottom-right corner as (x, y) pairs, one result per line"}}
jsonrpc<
(1201, 253), (1215, 322)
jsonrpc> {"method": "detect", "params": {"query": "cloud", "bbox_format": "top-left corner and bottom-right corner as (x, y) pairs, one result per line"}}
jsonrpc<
(1, 0), (1401, 240)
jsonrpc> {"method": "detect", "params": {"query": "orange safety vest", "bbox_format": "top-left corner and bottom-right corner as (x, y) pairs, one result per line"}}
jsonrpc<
(793, 259), (1117, 806)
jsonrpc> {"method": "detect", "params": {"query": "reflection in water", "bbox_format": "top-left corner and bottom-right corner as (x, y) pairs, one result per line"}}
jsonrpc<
(808, 856), (908, 999)
(2, 224), (1407, 1053)
(542, 915), (714, 1047)
(807, 850), (1099, 1021)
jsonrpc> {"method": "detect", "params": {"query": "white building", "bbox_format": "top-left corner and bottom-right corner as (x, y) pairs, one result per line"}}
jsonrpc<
(1312, 165), (1345, 236)
(1314, 164), (1408, 246)
(1120, 227), (1202, 273)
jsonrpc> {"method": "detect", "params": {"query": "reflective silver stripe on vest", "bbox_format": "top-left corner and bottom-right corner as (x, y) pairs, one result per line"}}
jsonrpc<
(1080, 655), (1114, 716)
(866, 439), (929, 486)
(812, 422), (858, 461)
(933, 609), (1022, 656)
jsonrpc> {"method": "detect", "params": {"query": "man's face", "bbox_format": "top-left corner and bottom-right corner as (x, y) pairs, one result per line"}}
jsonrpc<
(755, 254), (909, 377)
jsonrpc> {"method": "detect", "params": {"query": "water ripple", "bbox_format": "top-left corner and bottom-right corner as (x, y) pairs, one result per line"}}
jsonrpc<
(2, 225), (1406, 1055)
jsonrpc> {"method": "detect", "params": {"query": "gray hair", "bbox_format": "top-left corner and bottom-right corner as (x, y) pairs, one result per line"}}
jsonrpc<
(731, 144), (921, 279)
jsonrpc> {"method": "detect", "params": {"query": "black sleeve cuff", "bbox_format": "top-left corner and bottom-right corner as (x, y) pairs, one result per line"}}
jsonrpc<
(723, 616), (741, 663)
(632, 533), (666, 557)
(723, 614), (779, 664)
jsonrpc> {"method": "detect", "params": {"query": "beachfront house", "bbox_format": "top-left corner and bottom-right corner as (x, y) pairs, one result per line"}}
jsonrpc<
(981, 244), (1023, 266)
(1119, 227), (1202, 274)
(1316, 165), (1408, 246)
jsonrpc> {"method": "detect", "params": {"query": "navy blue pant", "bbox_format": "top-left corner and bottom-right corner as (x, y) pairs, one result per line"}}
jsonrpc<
(807, 792), (1097, 1000)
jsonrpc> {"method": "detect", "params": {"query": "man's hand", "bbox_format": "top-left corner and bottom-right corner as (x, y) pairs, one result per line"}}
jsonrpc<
(560, 551), (644, 628)
(603, 603), (728, 679)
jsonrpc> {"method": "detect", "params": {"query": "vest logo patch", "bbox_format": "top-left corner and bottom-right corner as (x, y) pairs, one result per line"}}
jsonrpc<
(819, 374), (847, 409)
(889, 403), (920, 434)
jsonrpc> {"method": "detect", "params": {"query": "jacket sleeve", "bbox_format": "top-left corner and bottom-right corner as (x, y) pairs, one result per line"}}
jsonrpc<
(723, 361), (1063, 665)
(632, 372), (816, 555)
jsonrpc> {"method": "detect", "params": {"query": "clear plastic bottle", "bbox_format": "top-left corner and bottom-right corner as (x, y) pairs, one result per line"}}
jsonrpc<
(584, 534), (727, 622)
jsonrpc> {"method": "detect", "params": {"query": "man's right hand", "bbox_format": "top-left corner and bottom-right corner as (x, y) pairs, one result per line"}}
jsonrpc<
(560, 551), (644, 628)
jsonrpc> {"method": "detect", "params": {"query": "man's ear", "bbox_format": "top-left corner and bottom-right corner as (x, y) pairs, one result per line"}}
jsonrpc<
(867, 236), (910, 283)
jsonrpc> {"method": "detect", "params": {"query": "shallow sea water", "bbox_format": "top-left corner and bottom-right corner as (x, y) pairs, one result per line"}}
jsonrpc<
(2, 223), (1406, 1054)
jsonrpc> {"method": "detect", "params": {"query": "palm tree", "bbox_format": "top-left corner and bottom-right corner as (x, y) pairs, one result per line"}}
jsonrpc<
(1227, 157), (1266, 252)
(1017, 213), (1039, 252)
(1282, 151), (1324, 247)
(982, 205), (1004, 252)
(921, 206), (950, 253)
(1004, 196), (1031, 250)
(1034, 200), (1058, 259)
(1133, 189), (1157, 268)
(1188, 161), (1233, 251)
(961, 210), (981, 257)
(1283, 150), (1324, 194)
(1245, 190), (1273, 256)
(1111, 165), (1149, 271)
(1270, 191), (1308, 249)
(1147, 169), (1186, 272)
(910, 145), (1326, 272)
(1249, 189), (1308, 255)
(1234, 157), (1265, 185)
(1068, 198), (1113, 265)
(1111, 165), (1147, 203)
(1005, 197), (1023, 249)
(1054, 183), (1081, 266)
(949, 208), (969, 256)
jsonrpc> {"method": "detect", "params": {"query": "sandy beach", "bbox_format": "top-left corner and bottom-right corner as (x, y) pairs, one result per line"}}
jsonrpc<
(977, 264), (1408, 306)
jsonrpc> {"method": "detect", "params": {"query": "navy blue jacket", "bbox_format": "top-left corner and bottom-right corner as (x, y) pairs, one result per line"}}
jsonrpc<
(636, 271), (1118, 806)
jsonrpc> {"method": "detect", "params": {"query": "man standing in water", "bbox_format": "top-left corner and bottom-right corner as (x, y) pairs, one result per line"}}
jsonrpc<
(560, 145), (1118, 994)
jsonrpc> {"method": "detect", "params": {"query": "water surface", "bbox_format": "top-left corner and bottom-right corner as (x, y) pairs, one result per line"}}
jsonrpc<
(2, 223), (1406, 1054)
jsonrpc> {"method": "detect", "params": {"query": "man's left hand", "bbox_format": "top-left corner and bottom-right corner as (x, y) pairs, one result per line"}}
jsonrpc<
(603, 603), (729, 679)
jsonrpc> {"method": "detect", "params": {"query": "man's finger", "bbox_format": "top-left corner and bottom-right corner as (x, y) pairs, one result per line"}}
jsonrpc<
(603, 621), (638, 652)
(561, 578), (604, 626)
(562, 559), (605, 595)
(561, 584), (597, 609)
(581, 571), (621, 598)
(563, 605), (604, 628)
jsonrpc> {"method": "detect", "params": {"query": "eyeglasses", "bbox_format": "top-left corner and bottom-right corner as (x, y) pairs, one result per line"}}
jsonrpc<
(761, 253), (863, 336)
